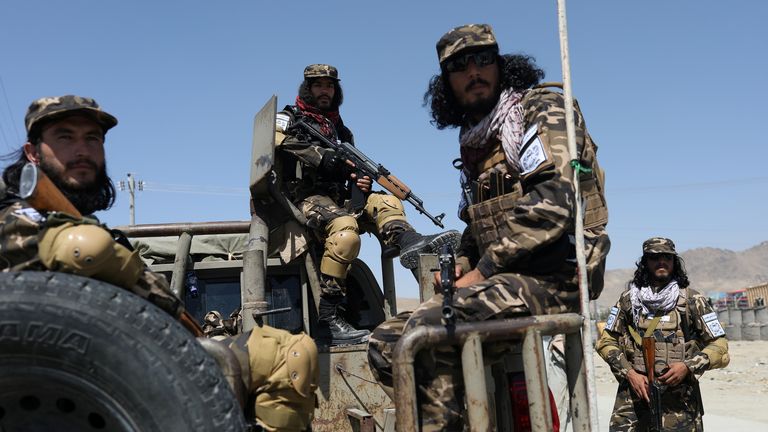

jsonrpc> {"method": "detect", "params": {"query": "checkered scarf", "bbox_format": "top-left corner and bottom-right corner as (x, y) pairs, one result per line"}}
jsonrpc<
(629, 280), (680, 325)
(459, 88), (525, 174)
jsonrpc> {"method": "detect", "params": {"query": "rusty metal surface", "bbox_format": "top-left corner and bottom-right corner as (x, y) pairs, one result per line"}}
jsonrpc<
(523, 330), (552, 432)
(116, 221), (250, 237)
(345, 408), (375, 432)
(312, 346), (391, 432)
(393, 313), (583, 431)
(462, 333), (490, 432)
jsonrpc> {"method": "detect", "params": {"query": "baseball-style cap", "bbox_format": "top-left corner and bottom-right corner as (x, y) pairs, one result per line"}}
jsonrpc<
(303, 64), (339, 81)
(25, 95), (118, 138)
(642, 237), (677, 255)
(436, 23), (498, 65)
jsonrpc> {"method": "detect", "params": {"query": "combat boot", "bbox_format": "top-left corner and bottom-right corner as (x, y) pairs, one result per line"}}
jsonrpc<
(397, 229), (462, 270)
(317, 295), (370, 346)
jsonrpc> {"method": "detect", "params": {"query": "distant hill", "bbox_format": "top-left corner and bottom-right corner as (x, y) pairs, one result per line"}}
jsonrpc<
(596, 241), (768, 309)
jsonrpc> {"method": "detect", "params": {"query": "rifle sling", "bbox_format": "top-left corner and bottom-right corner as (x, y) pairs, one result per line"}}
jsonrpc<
(628, 314), (663, 346)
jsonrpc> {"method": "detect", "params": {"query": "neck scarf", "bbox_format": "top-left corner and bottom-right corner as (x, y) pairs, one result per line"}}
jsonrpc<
(629, 280), (680, 325)
(459, 88), (525, 175)
(295, 96), (341, 139)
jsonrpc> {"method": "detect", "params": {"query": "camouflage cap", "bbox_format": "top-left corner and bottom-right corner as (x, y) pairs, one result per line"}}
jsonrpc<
(642, 237), (677, 255)
(436, 24), (498, 65)
(303, 64), (339, 81)
(24, 95), (118, 138)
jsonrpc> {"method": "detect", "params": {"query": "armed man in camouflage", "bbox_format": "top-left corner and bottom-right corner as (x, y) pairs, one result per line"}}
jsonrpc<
(275, 64), (461, 346)
(367, 24), (610, 430)
(0, 96), (320, 431)
(597, 237), (730, 431)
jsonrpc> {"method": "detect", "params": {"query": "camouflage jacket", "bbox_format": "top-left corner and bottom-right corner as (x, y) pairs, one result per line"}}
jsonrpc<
(275, 105), (356, 204)
(457, 87), (609, 286)
(0, 197), (183, 318)
(596, 286), (730, 381)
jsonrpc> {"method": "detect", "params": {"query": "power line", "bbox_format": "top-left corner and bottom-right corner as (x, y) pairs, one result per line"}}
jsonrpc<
(0, 75), (21, 143)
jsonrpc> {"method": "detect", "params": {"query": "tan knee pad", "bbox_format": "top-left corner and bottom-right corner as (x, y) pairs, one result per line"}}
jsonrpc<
(246, 326), (318, 431)
(38, 223), (143, 289)
(320, 216), (360, 278)
(364, 193), (406, 231)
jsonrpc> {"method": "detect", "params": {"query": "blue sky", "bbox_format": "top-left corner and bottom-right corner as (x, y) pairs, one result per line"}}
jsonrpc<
(1, 1), (766, 299)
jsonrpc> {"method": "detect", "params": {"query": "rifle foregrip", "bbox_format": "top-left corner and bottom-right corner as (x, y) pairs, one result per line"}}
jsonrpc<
(28, 172), (83, 218)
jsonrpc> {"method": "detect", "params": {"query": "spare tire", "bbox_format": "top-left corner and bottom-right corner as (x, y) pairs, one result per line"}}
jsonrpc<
(0, 271), (247, 432)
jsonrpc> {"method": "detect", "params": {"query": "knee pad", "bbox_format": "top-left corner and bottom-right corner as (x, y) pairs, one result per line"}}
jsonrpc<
(321, 216), (360, 277)
(38, 223), (143, 289)
(365, 193), (406, 229)
(285, 334), (319, 397)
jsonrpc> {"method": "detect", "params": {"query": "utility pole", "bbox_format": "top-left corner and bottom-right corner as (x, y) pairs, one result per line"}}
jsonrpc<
(119, 173), (144, 225)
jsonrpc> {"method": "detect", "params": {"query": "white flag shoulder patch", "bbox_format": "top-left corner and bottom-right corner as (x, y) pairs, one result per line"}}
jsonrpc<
(275, 113), (290, 132)
(520, 136), (547, 175)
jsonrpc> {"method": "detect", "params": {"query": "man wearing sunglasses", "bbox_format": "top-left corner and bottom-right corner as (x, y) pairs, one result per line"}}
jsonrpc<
(597, 237), (729, 431)
(368, 24), (610, 430)
(275, 64), (461, 346)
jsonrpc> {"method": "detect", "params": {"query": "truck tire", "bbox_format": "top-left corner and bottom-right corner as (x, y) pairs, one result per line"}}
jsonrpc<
(0, 271), (247, 432)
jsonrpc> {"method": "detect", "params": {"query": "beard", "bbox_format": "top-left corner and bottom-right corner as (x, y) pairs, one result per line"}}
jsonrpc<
(39, 157), (115, 215)
(461, 80), (502, 119)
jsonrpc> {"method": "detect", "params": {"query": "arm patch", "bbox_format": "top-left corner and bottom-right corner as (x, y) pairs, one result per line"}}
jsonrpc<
(605, 306), (620, 332)
(275, 113), (290, 133)
(519, 126), (551, 176)
(702, 311), (726, 337)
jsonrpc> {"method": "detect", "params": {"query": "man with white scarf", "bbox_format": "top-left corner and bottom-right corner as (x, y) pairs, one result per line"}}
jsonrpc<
(597, 237), (730, 431)
(367, 24), (609, 430)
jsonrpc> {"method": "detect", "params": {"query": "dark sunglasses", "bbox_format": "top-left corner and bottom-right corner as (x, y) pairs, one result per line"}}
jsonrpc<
(444, 50), (498, 73)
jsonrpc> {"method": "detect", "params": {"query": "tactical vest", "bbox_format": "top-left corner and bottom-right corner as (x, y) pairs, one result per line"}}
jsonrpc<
(628, 293), (690, 374)
(465, 85), (609, 296)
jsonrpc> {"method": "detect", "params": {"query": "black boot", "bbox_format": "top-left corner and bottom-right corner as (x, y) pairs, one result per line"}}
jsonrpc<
(317, 296), (371, 346)
(397, 229), (462, 269)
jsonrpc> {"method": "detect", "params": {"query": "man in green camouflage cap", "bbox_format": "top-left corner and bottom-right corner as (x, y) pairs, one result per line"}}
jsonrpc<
(0, 95), (183, 315)
(368, 24), (610, 430)
(274, 64), (461, 346)
(597, 237), (729, 431)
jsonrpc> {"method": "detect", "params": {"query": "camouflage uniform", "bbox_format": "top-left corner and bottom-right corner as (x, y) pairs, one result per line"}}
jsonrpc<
(596, 238), (729, 432)
(368, 24), (610, 431)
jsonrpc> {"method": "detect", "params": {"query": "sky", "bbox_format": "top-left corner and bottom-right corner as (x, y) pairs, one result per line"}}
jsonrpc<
(1, 0), (767, 299)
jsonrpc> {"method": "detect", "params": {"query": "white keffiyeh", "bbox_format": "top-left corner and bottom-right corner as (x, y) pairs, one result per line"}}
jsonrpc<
(459, 88), (525, 173)
(628, 280), (680, 325)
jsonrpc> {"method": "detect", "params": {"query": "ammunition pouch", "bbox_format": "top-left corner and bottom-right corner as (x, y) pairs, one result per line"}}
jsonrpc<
(467, 187), (522, 254)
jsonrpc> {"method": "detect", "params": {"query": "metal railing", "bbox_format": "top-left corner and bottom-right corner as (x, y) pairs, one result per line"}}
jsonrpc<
(392, 313), (589, 432)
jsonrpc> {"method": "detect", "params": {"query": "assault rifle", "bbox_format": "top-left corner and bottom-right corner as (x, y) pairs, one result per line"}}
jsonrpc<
(438, 243), (456, 323)
(290, 120), (446, 228)
(642, 336), (664, 431)
(18, 163), (205, 337)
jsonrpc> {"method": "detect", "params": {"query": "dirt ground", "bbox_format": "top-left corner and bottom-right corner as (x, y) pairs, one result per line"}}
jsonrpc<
(594, 340), (768, 430)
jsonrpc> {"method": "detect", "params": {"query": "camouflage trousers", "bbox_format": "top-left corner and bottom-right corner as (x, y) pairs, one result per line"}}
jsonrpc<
(367, 272), (578, 431)
(300, 193), (410, 296)
(609, 379), (703, 432)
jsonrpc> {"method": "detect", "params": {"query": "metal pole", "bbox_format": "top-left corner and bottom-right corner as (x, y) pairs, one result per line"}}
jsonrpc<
(127, 173), (135, 225)
(462, 333), (490, 432)
(556, 0), (599, 429)
(523, 329), (553, 432)
(170, 232), (193, 298)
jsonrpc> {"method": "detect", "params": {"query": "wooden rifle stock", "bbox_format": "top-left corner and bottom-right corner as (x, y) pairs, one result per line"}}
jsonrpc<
(20, 163), (205, 337)
(642, 336), (663, 431)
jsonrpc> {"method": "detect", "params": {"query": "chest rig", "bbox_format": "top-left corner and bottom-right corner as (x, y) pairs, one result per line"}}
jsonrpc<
(628, 292), (690, 374)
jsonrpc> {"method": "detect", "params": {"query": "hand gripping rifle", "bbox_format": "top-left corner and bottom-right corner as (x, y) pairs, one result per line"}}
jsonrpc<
(642, 336), (664, 431)
(19, 163), (205, 337)
(290, 120), (446, 228)
(438, 243), (456, 323)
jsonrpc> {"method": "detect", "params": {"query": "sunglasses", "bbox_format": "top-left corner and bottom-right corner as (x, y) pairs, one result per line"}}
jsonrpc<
(444, 50), (497, 73)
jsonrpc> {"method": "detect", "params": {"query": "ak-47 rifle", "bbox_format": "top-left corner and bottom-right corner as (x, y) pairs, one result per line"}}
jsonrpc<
(290, 120), (446, 228)
(642, 336), (664, 431)
(18, 163), (205, 337)
(438, 243), (456, 323)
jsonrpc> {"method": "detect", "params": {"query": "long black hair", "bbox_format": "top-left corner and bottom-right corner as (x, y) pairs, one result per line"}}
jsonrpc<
(298, 78), (344, 111)
(631, 255), (690, 288)
(423, 53), (545, 129)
